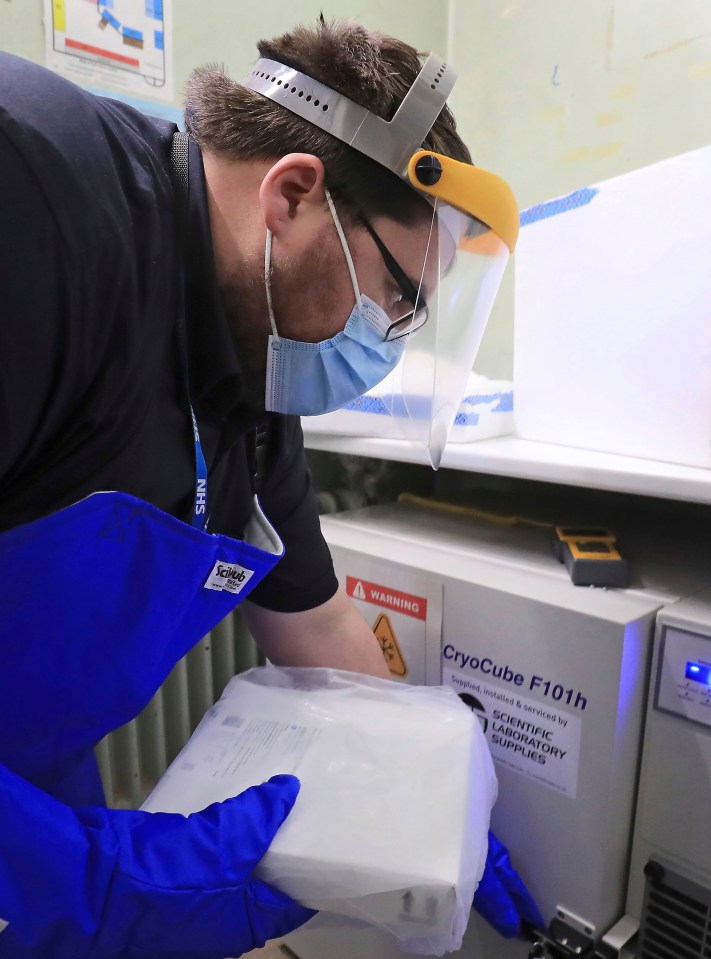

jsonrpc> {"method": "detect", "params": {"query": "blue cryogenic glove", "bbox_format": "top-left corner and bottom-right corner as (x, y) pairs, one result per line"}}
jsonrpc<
(0, 764), (315, 958)
(473, 830), (545, 939)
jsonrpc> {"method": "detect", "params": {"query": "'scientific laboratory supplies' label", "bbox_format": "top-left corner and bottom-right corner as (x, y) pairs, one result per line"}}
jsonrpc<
(444, 667), (582, 799)
(204, 561), (255, 594)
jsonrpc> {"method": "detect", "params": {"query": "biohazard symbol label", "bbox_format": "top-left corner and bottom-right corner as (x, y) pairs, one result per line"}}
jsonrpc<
(373, 612), (408, 678)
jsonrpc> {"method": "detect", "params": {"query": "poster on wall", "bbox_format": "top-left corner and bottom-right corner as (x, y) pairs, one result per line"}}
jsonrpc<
(44, 0), (173, 102)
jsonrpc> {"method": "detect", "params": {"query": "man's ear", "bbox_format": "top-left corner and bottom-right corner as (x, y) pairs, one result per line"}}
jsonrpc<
(259, 154), (326, 237)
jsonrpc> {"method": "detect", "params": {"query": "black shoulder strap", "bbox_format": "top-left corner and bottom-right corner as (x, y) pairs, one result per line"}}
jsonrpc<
(169, 131), (190, 233)
(167, 132), (194, 411)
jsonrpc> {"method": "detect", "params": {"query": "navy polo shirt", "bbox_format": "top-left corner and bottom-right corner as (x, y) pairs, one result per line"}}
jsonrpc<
(0, 52), (337, 612)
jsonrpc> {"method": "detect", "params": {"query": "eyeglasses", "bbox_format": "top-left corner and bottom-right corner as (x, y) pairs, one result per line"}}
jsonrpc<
(361, 219), (429, 341)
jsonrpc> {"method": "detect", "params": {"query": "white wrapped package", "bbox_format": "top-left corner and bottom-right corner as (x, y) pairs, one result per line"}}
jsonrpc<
(142, 667), (497, 955)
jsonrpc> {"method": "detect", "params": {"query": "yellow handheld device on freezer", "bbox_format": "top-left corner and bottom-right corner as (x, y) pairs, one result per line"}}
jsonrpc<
(554, 526), (629, 588)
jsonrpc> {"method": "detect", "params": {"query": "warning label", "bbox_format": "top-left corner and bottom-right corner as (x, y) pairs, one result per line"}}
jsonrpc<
(346, 577), (426, 621)
(330, 552), (441, 685)
(444, 668), (582, 799)
(372, 613), (408, 678)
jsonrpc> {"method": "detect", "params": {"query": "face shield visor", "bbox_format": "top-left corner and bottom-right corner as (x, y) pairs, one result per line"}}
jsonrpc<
(244, 54), (519, 468)
(368, 153), (517, 467)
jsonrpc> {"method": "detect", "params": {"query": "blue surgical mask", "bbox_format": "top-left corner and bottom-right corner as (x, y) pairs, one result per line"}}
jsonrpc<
(264, 190), (404, 416)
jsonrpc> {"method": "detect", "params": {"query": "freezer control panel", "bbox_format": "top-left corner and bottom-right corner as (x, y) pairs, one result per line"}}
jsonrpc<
(656, 625), (711, 729)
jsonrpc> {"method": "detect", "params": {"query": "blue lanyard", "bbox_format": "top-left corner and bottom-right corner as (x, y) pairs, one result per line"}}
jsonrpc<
(170, 133), (209, 532)
(190, 408), (208, 531)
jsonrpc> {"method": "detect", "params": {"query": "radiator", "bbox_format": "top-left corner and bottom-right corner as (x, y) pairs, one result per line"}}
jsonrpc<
(95, 611), (260, 809)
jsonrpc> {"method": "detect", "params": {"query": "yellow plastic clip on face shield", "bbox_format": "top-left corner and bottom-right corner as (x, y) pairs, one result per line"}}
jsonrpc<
(407, 150), (520, 254)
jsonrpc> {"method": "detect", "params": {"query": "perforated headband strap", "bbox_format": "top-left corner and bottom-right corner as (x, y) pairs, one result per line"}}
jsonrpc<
(244, 55), (457, 178)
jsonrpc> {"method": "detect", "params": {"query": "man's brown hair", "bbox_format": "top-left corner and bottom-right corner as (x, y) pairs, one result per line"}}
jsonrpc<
(184, 17), (471, 225)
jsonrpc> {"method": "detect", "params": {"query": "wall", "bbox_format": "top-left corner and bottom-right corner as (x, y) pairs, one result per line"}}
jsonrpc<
(0, 1), (446, 103)
(448, 0), (711, 377)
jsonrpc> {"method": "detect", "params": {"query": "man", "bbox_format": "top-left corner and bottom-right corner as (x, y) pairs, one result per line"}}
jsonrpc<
(0, 17), (538, 958)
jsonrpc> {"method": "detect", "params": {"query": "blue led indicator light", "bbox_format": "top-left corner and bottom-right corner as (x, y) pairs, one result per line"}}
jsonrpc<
(686, 661), (711, 685)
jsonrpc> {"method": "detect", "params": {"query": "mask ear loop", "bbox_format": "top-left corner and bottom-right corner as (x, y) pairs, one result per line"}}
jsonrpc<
(324, 188), (363, 310)
(265, 190), (362, 340)
(264, 228), (280, 341)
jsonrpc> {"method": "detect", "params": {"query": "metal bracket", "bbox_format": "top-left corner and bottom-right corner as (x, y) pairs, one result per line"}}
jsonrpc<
(597, 915), (639, 959)
(554, 905), (597, 940)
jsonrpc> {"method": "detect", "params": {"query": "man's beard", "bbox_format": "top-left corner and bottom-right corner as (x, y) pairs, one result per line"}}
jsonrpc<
(218, 256), (271, 412)
(217, 240), (347, 412)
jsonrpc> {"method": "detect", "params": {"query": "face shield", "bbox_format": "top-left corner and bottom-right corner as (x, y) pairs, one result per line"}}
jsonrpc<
(366, 153), (517, 467)
(244, 54), (519, 468)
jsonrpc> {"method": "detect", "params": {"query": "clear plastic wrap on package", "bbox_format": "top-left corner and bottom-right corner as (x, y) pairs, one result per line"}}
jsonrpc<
(143, 666), (497, 955)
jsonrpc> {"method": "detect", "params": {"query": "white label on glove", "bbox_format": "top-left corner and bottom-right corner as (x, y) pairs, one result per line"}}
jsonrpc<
(0, 919), (8, 934)
(204, 561), (255, 594)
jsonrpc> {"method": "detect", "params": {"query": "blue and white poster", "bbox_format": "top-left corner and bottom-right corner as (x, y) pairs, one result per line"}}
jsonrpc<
(45, 0), (173, 102)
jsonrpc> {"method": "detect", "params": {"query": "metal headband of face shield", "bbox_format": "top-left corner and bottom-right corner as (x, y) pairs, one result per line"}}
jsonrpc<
(243, 54), (457, 180)
(243, 58), (521, 255)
